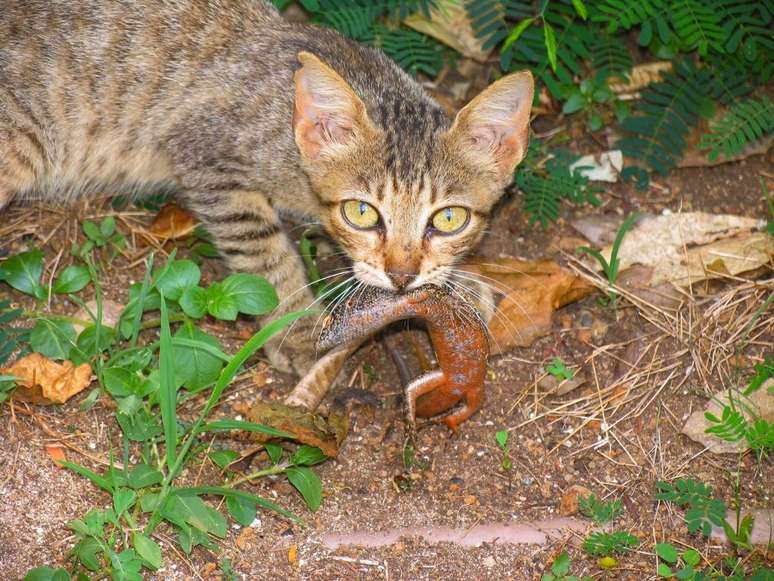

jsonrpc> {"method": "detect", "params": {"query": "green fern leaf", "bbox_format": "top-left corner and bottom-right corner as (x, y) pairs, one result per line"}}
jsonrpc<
(365, 26), (445, 77)
(700, 96), (774, 160)
(617, 60), (725, 175)
(589, 34), (633, 78)
(592, 0), (666, 32)
(311, 0), (385, 39)
(670, 0), (727, 56)
(715, 0), (774, 60)
(0, 300), (30, 366)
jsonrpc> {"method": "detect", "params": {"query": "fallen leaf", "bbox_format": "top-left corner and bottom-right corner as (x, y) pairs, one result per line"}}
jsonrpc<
(287, 543), (298, 567)
(681, 380), (774, 454)
(463, 257), (595, 355)
(595, 212), (772, 288)
(234, 400), (348, 458)
(148, 203), (196, 240)
(538, 373), (587, 396)
(45, 444), (67, 466)
(404, 0), (490, 61)
(608, 61), (672, 96)
(2, 352), (92, 404)
(559, 484), (592, 516)
(569, 150), (623, 183)
(73, 298), (124, 334)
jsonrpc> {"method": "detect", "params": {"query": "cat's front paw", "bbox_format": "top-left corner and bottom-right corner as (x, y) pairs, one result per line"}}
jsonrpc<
(263, 327), (319, 377)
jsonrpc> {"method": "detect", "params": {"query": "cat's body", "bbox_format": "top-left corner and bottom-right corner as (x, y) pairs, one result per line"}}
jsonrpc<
(0, 0), (533, 374)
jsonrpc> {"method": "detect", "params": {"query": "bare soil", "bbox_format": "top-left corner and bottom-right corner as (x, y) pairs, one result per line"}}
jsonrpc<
(1, 151), (772, 581)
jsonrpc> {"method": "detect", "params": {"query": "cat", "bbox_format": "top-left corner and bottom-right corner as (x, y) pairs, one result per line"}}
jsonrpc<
(0, 0), (533, 376)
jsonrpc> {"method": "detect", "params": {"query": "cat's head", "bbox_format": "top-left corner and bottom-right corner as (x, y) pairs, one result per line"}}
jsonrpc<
(292, 51), (533, 292)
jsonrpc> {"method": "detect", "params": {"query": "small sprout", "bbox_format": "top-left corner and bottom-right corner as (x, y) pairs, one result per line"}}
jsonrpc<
(579, 493), (623, 525)
(546, 358), (574, 381)
(495, 430), (512, 471)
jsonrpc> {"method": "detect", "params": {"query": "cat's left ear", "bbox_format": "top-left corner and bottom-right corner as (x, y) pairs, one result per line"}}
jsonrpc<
(447, 71), (534, 182)
(293, 51), (374, 161)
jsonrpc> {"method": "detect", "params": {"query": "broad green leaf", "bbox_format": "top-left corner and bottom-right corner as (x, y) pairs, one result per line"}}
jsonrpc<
(562, 91), (586, 114)
(495, 430), (508, 450)
(656, 542), (678, 563)
(116, 408), (163, 442)
(30, 318), (76, 360)
(166, 494), (227, 538)
(54, 265), (90, 294)
(0, 249), (46, 299)
(82, 221), (104, 243)
(172, 322), (225, 391)
(657, 563), (673, 577)
(76, 324), (116, 357)
(155, 259), (200, 301)
(22, 567), (70, 581)
(176, 486), (299, 523)
(73, 537), (102, 571)
(682, 548), (700, 566)
(205, 282), (239, 321)
(571, 0), (587, 19)
(286, 466), (322, 512)
(209, 449), (240, 470)
(291, 445), (328, 466)
(100, 216), (116, 237)
(226, 496), (257, 526)
(103, 367), (147, 398)
(108, 549), (143, 581)
(179, 286), (208, 319)
(265, 442), (283, 465)
(222, 273), (278, 315)
(128, 464), (163, 489)
(113, 488), (137, 514)
(132, 533), (162, 570)
(551, 551), (571, 576)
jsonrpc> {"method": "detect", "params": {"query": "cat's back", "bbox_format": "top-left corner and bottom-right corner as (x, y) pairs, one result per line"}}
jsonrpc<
(0, 0), (285, 199)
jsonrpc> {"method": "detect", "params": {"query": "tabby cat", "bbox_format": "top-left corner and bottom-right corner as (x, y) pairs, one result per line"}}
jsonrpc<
(0, 0), (533, 375)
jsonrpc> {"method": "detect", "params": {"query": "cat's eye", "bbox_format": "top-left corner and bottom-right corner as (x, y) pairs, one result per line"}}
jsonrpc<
(342, 200), (380, 229)
(431, 206), (469, 234)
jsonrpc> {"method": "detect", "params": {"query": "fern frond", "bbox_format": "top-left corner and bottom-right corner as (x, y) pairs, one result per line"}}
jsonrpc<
(670, 0), (727, 56)
(311, 0), (384, 39)
(617, 60), (716, 175)
(715, 0), (774, 61)
(365, 26), (445, 77)
(592, 0), (666, 32)
(589, 34), (633, 78)
(385, 0), (438, 19)
(700, 97), (774, 161)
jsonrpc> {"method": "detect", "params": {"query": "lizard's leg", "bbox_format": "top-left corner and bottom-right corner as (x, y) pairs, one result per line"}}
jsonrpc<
(439, 381), (484, 433)
(404, 369), (446, 431)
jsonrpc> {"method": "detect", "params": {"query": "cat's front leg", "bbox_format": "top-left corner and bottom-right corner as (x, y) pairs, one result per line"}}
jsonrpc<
(181, 189), (318, 376)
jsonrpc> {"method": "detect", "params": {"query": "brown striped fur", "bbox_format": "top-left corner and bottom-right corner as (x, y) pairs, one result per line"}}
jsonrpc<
(0, 0), (533, 375)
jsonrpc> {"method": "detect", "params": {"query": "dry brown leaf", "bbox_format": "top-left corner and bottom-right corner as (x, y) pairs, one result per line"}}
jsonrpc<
(148, 202), (196, 239)
(2, 353), (92, 404)
(45, 444), (67, 466)
(463, 257), (595, 355)
(404, 0), (490, 61)
(597, 212), (772, 287)
(234, 400), (348, 458)
(609, 61), (672, 95)
(559, 484), (592, 516)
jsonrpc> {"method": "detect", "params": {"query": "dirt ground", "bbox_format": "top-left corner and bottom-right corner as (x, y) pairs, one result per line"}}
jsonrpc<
(1, 148), (772, 580)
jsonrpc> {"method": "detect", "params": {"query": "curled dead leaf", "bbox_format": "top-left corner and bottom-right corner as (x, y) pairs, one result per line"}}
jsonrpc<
(234, 400), (347, 458)
(45, 444), (67, 466)
(2, 352), (92, 404)
(404, 0), (490, 61)
(148, 202), (196, 240)
(463, 257), (595, 355)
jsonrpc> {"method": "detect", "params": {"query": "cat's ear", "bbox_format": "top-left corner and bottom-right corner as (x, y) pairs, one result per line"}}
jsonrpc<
(447, 71), (534, 181)
(293, 51), (372, 160)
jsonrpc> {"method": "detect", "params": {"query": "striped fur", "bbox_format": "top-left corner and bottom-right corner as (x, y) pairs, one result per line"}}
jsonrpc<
(0, 0), (533, 375)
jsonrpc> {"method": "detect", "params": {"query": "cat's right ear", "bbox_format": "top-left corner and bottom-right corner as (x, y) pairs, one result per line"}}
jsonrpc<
(293, 52), (372, 160)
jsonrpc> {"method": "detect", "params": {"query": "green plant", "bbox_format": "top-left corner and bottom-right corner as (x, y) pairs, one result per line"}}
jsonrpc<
(582, 531), (639, 556)
(546, 357), (574, 381)
(655, 542), (703, 579)
(0, 299), (29, 366)
(699, 96), (774, 160)
(74, 216), (126, 261)
(541, 550), (593, 581)
(495, 429), (512, 471)
(579, 212), (638, 306)
(655, 478), (728, 537)
(578, 493), (622, 525)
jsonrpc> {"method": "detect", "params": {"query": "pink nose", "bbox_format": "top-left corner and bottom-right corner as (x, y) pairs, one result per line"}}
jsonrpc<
(389, 271), (415, 290)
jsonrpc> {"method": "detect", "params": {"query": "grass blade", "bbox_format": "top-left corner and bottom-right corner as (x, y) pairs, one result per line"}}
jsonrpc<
(174, 486), (300, 523)
(158, 291), (177, 473)
(197, 419), (294, 439)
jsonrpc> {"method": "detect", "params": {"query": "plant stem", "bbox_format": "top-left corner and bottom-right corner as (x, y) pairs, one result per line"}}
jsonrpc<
(227, 463), (288, 487)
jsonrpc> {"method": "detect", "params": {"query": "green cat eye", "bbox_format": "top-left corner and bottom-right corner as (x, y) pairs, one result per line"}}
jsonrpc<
(431, 206), (469, 234)
(342, 200), (380, 229)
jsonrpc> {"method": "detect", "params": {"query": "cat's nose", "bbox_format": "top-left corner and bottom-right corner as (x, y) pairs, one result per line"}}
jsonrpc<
(388, 271), (415, 290)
